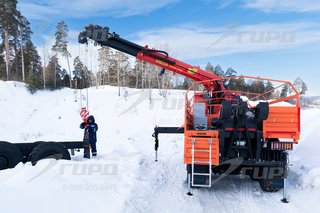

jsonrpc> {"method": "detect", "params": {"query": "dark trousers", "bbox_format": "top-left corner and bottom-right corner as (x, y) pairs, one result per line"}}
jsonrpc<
(90, 141), (97, 156)
(83, 140), (97, 157)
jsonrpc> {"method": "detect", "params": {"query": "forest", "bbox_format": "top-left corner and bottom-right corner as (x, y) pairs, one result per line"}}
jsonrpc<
(0, 0), (307, 97)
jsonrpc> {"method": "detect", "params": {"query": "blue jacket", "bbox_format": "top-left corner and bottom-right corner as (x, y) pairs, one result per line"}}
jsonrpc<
(80, 115), (98, 143)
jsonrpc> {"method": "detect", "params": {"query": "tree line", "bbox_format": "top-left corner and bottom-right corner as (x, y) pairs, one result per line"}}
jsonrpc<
(0, 0), (308, 97)
(202, 62), (308, 99)
(0, 0), (42, 91)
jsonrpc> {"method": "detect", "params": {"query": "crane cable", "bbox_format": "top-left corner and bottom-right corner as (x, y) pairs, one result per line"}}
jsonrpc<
(84, 44), (89, 111)
(78, 43), (83, 109)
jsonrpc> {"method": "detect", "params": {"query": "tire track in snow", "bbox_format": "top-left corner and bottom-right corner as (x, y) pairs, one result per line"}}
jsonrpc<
(123, 155), (191, 213)
(260, 192), (302, 213)
(238, 177), (260, 213)
(193, 175), (257, 213)
(192, 183), (229, 213)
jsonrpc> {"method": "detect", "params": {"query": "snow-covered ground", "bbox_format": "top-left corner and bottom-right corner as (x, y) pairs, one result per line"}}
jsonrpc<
(0, 80), (319, 213)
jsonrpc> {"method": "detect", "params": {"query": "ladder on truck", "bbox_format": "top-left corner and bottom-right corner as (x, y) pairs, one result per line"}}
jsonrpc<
(191, 138), (212, 187)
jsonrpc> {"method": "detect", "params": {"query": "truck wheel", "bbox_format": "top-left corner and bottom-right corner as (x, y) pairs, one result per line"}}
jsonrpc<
(258, 166), (284, 192)
(0, 141), (22, 170)
(255, 102), (269, 121)
(29, 142), (71, 166)
(219, 101), (232, 120)
(258, 179), (282, 192)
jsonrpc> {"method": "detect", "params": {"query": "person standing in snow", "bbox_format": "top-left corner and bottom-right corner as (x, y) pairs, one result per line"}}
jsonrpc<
(80, 115), (98, 158)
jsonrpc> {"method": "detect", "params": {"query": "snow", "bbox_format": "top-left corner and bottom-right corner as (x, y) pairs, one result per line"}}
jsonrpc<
(241, 96), (296, 107)
(0, 80), (320, 213)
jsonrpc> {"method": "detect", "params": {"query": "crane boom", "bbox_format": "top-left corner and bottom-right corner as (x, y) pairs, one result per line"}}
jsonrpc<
(78, 24), (224, 91)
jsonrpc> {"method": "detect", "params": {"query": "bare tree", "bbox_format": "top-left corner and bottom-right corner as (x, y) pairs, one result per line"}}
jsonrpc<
(114, 51), (129, 96)
(98, 46), (112, 85)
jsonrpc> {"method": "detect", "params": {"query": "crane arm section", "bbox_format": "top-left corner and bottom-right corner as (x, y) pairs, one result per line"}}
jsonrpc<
(78, 25), (224, 91)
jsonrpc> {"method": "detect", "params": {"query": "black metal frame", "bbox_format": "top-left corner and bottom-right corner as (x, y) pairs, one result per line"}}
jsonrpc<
(11, 141), (84, 163)
(152, 126), (184, 161)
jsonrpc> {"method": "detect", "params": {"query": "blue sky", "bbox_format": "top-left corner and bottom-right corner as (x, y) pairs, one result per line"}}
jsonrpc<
(18, 0), (320, 95)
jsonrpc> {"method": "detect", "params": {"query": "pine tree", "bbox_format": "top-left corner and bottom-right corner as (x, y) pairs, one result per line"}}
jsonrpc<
(45, 55), (62, 89)
(0, 0), (20, 80)
(214, 65), (224, 76)
(10, 12), (26, 81)
(25, 50), (43, 93)
(3, 11), (40, 85)
(73, 56), (92, 89)
(293, 77), (308, 95)
(52, 21), (72, 87)
(0, 1), (41, 84)
(182, 77), (193, 90)
(265, 80), (274, 99)
(73, 57), (81, 89)
(15, 15), (41, 83)
(60, 68), (70, 87)
(249, 79), (265, 95)
(301, 81), (308, 95)
(228, 76), (247, 92)
(0, 54), (5, 80)
(225, 67), (237, 77)
(25, 71), (39, 94)
(280, 84), (289, 98)
(205, 62), (214, 73)
(17, 15), (42, 90)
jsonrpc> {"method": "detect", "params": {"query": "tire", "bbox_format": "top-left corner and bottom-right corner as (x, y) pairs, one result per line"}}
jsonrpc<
(257, 166), (284, 192)
(258, 179), (282, 192)
(255, 102), (269, 121)
(0, 141), (22, 170)
(219, 101), (232, 120)
(29, 142), (71, 166)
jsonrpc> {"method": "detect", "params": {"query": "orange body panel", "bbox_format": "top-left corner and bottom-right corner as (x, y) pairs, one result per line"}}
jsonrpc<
(184, 130), (219, 165)
(206, 114), (219, 126)
(184, 76), (301, 166)
(263, 106), (300, 143)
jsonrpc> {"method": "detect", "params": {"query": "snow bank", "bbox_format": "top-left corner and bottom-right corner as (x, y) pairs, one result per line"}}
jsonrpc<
(0, 80), (320, 213)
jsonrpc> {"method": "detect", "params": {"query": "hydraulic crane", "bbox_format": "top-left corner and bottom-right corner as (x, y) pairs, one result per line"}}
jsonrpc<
(78, 24), (227, 92)
(78, 24), (300, 200)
